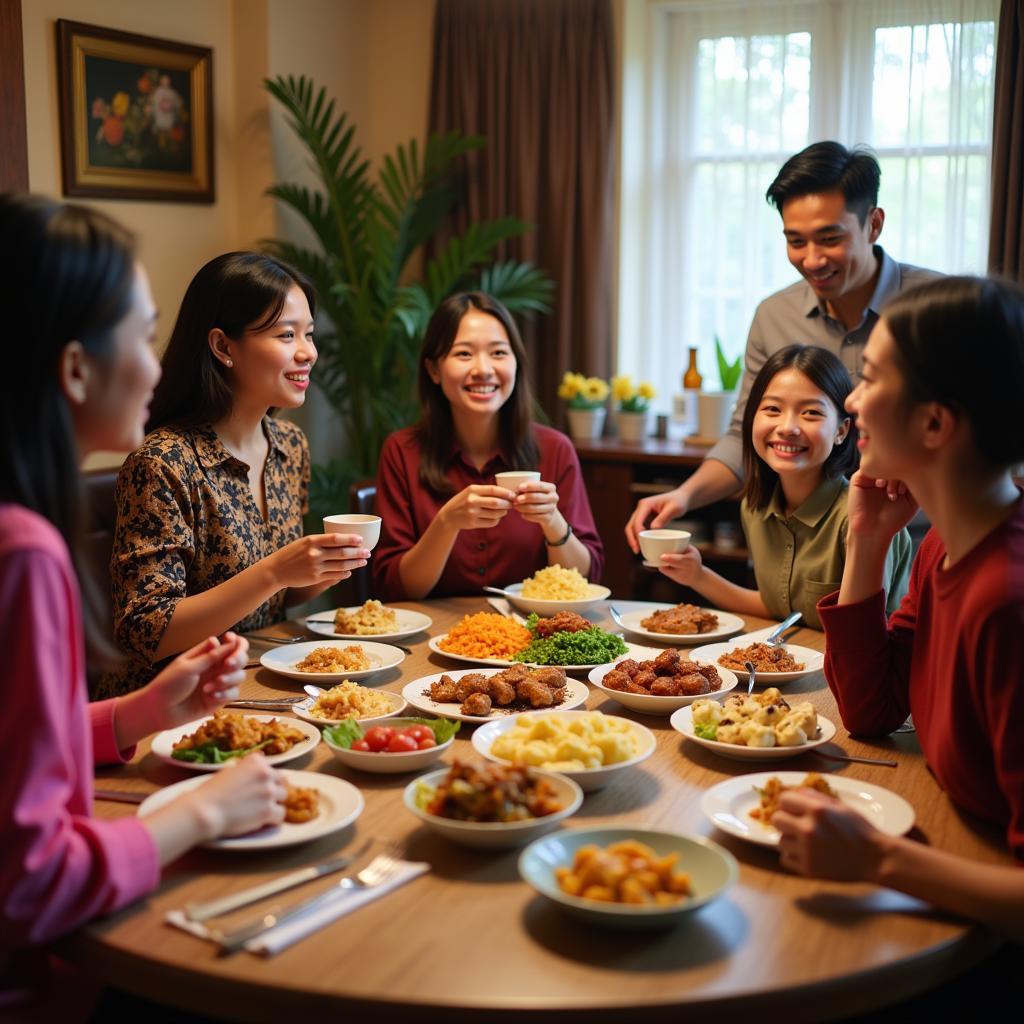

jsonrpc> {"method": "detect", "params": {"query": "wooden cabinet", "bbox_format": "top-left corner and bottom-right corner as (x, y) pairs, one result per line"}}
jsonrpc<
(575, 437), (753, 600)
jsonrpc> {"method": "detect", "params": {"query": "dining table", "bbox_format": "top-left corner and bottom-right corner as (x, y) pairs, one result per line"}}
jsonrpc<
(60, 597), (1011, 1022)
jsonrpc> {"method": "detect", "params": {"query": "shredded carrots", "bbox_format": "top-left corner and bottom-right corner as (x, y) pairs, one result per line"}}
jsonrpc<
(438, 612), (531, 660)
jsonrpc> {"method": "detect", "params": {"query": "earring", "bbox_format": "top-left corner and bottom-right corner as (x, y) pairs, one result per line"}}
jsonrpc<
(225, 359), (233, 368)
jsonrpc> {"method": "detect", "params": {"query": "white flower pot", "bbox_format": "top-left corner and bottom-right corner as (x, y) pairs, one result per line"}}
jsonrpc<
(697, 390), (737, 442)
(616, 410), (650, 443)
(567, 407), (606, 442)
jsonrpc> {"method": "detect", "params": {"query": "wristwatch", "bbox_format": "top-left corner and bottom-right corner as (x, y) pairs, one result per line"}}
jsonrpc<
(546, 522), (573, 547)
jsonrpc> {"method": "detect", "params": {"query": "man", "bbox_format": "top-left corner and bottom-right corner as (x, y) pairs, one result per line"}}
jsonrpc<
(625, 141), (939, 552)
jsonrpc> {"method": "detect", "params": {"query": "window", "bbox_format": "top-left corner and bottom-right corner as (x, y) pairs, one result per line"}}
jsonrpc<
(617, 0), (998, 397)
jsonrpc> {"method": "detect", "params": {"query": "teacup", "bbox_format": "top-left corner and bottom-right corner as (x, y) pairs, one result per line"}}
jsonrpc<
(323, 513), (382, 551)
(638, 528), (691, 568)
(494, 470), (541, 492)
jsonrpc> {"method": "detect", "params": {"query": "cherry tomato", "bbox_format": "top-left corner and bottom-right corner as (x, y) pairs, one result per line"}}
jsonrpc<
(351, 739), (371, 751)
(387, 732), (418, 753)
(416, 736), (437, 750)
(403, 725), (435, 742)
(363, 726), (395, 752)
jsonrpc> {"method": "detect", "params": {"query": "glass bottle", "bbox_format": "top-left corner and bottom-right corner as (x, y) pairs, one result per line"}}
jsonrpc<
(683, 347), (702, 390)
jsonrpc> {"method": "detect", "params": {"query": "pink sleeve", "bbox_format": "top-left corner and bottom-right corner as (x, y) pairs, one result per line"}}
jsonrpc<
(372, 434), (417, 601)
(89, 699), (137, 765)
(0, 547), (159, 948)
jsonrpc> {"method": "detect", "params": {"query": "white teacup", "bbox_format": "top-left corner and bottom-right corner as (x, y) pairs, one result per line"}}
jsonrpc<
(638, 528), (691, 568)
(323, 513), (381, 551)
(494, 470), (541, 491)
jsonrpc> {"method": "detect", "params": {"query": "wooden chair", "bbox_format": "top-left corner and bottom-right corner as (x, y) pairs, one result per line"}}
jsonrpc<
(82, 467), (119, 585)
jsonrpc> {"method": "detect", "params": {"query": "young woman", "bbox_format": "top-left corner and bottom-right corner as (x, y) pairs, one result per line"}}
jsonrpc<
(0, 195), (288, 1018)
(99, 252), (369, 696)
(373, 292), (603, 599)
(656, 345), (911, 629)
(773, 276), (1024, 937)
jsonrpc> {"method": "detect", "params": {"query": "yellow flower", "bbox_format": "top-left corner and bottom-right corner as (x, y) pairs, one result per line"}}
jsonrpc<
(582, 377), (609, 402)
(558, 372), (582, 400)
(638, 381), (656, 400)
(611, 375), (635, 403)
(112, 91), (130, 117)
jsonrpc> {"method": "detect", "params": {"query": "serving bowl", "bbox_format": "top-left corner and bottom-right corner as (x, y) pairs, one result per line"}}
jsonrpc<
(588, 660), (738, 715)
(322, 717), (455, 774)
(496, 582), (611, 616)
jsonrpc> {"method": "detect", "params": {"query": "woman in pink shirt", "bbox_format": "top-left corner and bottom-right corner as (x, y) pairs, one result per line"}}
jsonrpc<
(0, 195), (289, 1019)
(373, 292), (602, 599)
(772, 276), (1024, 938)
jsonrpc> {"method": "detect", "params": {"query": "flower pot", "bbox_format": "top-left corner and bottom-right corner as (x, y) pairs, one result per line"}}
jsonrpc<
(616, 410), (650, 443)
(567, 407), (606, 442)
(697, 390), (737, 442)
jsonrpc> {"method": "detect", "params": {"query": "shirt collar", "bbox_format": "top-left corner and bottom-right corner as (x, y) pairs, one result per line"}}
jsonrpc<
(762, 475), (846, 528)
(803, 245), (897, 321)
(192, 417), (294, 470)
(448, 441), (511, 475)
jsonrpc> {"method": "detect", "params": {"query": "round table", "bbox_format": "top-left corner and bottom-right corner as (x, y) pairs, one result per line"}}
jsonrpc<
(63, 598), (1008, 1022)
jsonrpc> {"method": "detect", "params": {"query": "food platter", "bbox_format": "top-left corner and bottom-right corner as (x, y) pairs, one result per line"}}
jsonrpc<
(304, 607), (432, 641)
(611, 603), (746, 645)
(428, 634), (659, 672)
(259, 640), (405, 682)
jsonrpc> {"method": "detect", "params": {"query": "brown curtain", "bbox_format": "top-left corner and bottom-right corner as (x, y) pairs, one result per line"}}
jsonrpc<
(429, 0), (615, 421)
(988, 0), (1024, 282)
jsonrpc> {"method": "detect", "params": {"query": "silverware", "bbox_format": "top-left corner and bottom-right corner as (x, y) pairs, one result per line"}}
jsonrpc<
(93, 788), (147, 804)
(226, 698), (312, 711)
(482, 586), (509, 597)
(608, 605), (626, 628)
(810, 748), (898, 768)
(213, 849), (403, 954)
(304, 683), (325, 698)
(744, 660), (756, 695)
(243, 634), (306, 645)
(185, 844), (370, 923)
(764, 611), (802, 647)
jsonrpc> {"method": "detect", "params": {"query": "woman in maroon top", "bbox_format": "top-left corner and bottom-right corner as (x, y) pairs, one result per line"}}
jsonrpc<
(373, 292), (602, 599)
(772, 276), (1024, 938)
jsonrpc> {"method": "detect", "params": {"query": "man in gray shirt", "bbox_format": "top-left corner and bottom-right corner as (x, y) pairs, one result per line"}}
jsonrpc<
(625, 141), (938, 552)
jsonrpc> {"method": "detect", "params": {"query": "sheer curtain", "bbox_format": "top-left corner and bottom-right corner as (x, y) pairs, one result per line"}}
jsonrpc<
(619, 0), (998, 402)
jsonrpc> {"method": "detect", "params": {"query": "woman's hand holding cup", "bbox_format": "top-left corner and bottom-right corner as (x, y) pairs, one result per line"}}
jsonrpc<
(268, 532), (370, 588)
(439, 484), (512, 531)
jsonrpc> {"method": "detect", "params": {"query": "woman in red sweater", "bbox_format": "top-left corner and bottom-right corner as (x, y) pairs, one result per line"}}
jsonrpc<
(773, 276), (1024, 938)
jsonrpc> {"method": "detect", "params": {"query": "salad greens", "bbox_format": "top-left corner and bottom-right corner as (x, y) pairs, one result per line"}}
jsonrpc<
(171, 739), (272, 764)
(513, 626), (627, 666)
(694, 722), (719, 741)
(323, 717), (460, 750)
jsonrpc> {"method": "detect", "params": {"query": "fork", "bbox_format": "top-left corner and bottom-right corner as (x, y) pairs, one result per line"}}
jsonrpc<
(213, 849), (403, 955)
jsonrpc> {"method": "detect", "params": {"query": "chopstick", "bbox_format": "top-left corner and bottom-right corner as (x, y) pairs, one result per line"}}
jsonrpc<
(94, 788), (147, 804)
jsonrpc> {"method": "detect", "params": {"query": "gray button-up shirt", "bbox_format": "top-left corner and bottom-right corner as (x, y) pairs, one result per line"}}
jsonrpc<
(706, 247), (940, 478)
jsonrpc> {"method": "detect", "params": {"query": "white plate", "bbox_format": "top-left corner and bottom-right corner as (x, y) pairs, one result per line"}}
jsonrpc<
(428, 634), (658, 672)
(401, 668), (589, 724)
(290, 689), (406, 727)
(496, 582), (611, 616)
(670, 705), (837, 761)
(259, 640), (405, 682)
(588, 660), (738, 714)
(137, 769), (363, 850)
(612, 603), (746, 645)
(304, 607), (432, 641)
(701, 771), (915, 847)
(687, 640), (825, 683)
(151, 714), (321, 772)
(472, 710), (657, 791)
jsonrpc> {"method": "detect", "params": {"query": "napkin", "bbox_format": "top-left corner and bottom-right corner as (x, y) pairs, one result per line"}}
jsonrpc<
(166, 858), (429, 956)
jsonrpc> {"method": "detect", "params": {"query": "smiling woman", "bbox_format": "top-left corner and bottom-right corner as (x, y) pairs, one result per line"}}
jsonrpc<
(97, 253), (371, 697)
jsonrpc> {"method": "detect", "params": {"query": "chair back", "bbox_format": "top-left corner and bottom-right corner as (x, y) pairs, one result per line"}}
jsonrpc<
(82, 467), (119, 585)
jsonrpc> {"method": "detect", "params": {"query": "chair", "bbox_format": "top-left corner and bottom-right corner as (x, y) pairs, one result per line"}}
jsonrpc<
(342, 479), (377, 605)
(82, 466), (119, 584)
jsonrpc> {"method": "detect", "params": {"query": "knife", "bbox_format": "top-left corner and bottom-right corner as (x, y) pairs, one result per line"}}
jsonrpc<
(184, 847), (365, 923)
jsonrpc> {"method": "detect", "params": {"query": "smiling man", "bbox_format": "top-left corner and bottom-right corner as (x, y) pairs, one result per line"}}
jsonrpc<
(625, 141), (940, 549)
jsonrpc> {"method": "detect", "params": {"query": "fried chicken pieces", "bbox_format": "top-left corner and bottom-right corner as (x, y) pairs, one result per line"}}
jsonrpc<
(601, 648), (722, 697)
(639, 603), (719, 635)
(533, 611), (593, 637)
(429, 664), (568, 716)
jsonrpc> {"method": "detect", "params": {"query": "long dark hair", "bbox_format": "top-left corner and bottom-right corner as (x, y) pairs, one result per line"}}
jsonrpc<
(415, 291), (539, 494)
(742, 344), (858, 511)
(0, 193), (136, 666)
(882, 276), (1024, 469)
(147, 251), (315, 431)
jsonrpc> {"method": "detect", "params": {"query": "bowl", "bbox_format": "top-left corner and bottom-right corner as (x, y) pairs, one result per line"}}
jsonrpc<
(588, 661), (738, 714)
(403, 767), (583, 849)
(322, 513), (381, 550)
(670, 704), (837, 761)
(472, 710), (656, 791)
(494, 470), (541, 491)
(499, 582), (611, 616)
(322, 717), (455, 774)
(638, 528), (691, 568)
(518, 827), (738, 929)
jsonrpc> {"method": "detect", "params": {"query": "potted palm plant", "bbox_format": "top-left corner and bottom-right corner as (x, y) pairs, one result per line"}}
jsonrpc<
(697, 336), (742, 441)
(263, 75), (553, 516)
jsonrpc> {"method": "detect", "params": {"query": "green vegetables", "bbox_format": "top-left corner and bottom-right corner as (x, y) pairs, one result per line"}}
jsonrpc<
(513, 626), (627, 666)
(694, 722), (719, 741)
(323, 717), (460, 750)
(171, 739), (272, 764)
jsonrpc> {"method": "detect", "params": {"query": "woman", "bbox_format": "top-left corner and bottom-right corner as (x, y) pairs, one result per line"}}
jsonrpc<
(373, 292), (603, 599)
(99, 252), (369, 696)
(0, 194), (287, 1018)
(773, 276), (1024, 937)
(658, 345), (910, 628)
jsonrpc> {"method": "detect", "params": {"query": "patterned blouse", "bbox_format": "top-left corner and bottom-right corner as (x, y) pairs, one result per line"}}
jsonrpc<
(94, 418), (309, 698)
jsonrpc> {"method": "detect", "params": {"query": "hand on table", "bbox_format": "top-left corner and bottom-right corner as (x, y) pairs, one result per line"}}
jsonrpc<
(180, 754), (287, 841)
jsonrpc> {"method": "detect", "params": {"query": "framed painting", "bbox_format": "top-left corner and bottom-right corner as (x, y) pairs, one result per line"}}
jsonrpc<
(56, 20), (214, 202)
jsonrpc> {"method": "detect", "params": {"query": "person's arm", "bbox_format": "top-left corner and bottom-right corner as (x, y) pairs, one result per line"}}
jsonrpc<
(656, 547), (772, 616)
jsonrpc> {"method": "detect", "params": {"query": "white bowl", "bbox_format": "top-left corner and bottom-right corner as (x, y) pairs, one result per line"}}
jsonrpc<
(588, 660), (738, 715)
(321, 717), (455, 774)
(259, 640), (405, 682)
(291, 688), (407, 727)
(322, 513), (381, 550)
(472, 710), (657, 791)
(638, 528), (691, 567)
(404, 767), (583, 849)
(518, 827), (738, 929)
(669, 705), (837, 761)
(498, 582), (611, 616)
(494, 470), (541, 491)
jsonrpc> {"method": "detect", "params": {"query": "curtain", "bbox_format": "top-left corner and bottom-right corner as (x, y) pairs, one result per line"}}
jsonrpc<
(428, 0), (615, 421)
(989, 0), (1024, 281)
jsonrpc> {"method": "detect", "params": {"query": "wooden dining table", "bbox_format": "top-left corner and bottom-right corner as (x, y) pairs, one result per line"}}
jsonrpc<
(61, 597), (1011, 1022)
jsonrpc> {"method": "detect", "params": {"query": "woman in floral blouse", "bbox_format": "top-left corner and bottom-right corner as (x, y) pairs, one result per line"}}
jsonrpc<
(99, 252), (368, 695)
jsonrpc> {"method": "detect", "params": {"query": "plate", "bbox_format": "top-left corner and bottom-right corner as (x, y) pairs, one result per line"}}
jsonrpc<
(687, 639), (825, 683)
(496, 582), (611, 616)
(304, 606), (432, 641)
(701, 771), (916, 848)
(150, 714), (321, 772)
(401, 668), (590, 724)
(428, 634), (659, 672)
(259, 640), (405, 682)
(588, 660), (738, 714)
(670, 705), (836, 761)
(137, 769), (363, 850)
(611, 603), (745, 645)
(518, 827), (737, 929)
(290, 689), (406, 727)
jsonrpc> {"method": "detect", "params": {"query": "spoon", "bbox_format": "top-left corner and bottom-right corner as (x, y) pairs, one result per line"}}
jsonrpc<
(745, 660), (756, 695)
(303, 684), (325, 698)
(764, 611), (802, 648)
(482, 586), (510, 597)
(608, 605), (626, 628)
(243, 633), (306, 645)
